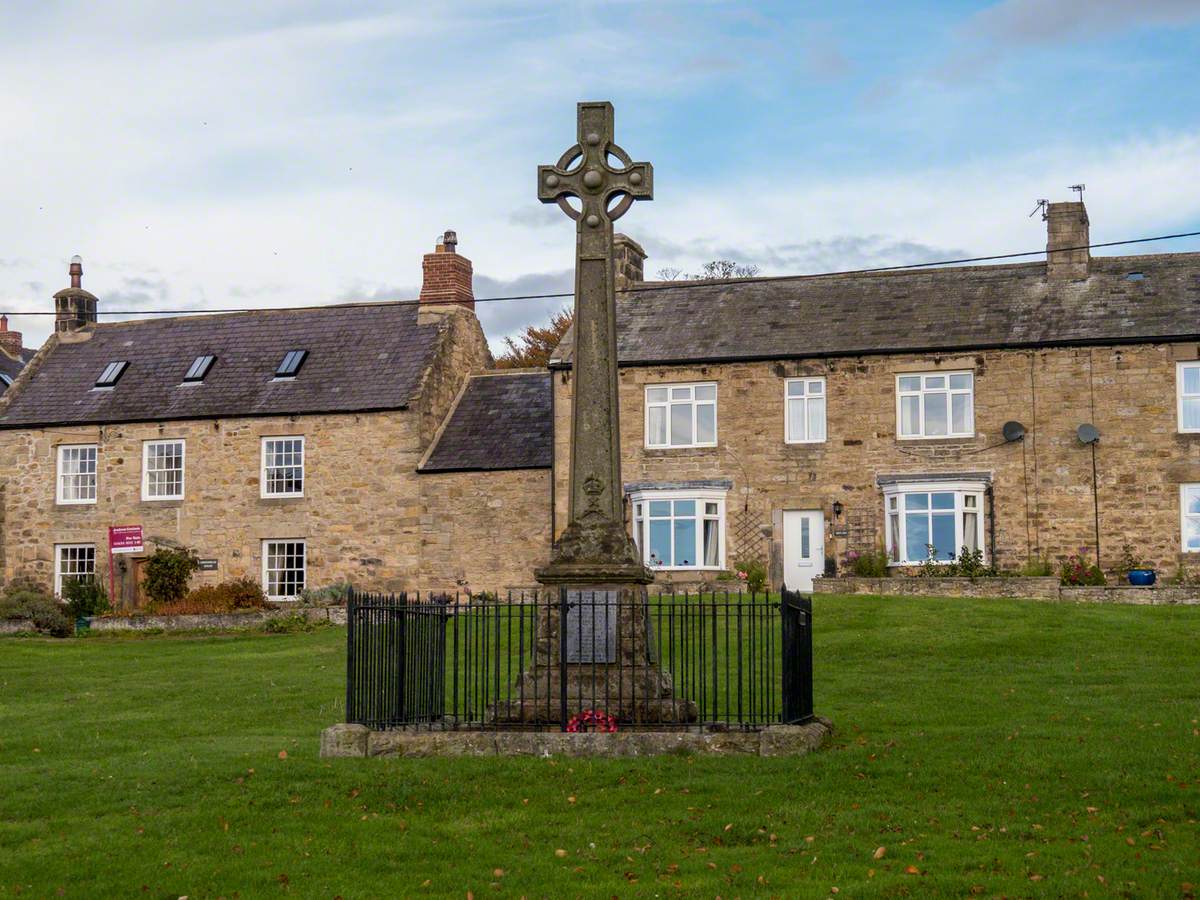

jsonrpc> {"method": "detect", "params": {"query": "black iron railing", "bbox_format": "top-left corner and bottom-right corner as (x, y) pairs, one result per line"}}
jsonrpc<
(345, 588), (813, 732)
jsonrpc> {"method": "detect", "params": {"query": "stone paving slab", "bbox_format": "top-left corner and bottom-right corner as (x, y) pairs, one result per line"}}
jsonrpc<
(320, 719), (832, 758)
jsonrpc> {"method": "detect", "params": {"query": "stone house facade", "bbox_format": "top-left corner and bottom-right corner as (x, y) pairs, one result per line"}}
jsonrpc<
(0, 239), (549, 604)
(551, 203), (1200, 590)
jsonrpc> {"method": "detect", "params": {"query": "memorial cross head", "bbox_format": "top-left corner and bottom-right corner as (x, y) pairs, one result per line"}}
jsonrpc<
(537, 101), (653, 228)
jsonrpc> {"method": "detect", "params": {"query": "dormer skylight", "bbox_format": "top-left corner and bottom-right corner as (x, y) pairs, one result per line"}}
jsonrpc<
(95, 361), (128, 388)
(184, 355), (216, 383)
(274, 350), (307, 380)
(1126, 271), (1146, 282)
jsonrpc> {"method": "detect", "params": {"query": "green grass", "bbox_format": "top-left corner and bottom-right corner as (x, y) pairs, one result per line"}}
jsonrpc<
(1, 596), (1198, 898)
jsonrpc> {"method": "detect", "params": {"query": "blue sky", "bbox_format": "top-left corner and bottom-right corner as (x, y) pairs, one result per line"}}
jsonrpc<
(1, 0), (1198, 351)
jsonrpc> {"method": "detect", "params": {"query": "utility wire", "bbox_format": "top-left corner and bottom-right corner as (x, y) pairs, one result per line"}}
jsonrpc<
(2, 229), (1198, 316)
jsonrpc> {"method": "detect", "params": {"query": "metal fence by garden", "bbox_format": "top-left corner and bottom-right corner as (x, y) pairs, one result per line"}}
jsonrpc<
(345, 588), (813, 732)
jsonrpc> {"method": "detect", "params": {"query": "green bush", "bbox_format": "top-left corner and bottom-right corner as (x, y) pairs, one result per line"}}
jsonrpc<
(62, 578), (110, 619)
(846, 548), (890, 577)
(297, 582), (351, 606)
(1060, 553), (1106, 586)
(1019, 555), (1055, 577)
(0, 582), (72, 637)
(142, 547), (201, 607)
(734, 557), (768, 594)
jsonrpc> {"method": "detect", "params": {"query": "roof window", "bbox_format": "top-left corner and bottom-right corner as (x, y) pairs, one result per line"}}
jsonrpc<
(183, 355), (216, 383)
(1126, 271), (1146, 281)
(95, 361), (128, 388)
(274, 350), (308, 379)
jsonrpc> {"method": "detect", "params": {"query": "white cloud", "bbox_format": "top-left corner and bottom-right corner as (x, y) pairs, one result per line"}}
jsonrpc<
(966, 0), (1200, 44)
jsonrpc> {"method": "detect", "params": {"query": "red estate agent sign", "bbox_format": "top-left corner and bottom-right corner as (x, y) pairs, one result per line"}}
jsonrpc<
(109, 526), (144, 554)
(107, 526), (144, 604)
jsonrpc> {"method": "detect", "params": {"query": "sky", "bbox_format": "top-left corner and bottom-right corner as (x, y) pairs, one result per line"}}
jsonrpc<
(1, 0), (1199, 353)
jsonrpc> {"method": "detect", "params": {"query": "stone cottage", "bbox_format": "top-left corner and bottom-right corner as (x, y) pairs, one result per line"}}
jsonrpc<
(551, 202), (1200, 590)
(0, 238), (553, 603)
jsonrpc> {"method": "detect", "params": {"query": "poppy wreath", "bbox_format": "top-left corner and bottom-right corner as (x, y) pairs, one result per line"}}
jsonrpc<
(566, 708), (618, 733)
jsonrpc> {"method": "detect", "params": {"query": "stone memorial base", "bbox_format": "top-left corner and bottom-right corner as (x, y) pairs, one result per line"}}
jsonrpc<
(490, 582), (699, 724)
(320, 718), (833, 758)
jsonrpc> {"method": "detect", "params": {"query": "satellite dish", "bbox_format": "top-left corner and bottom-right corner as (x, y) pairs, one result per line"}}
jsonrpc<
(1077, 423), (1100, 444)
(1002, 421), (1026, 442)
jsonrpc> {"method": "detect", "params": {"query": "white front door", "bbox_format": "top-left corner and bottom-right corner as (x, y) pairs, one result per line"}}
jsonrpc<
(782, 510), (825, 592)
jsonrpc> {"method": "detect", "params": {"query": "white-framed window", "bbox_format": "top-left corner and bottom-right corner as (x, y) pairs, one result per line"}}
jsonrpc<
(56, 444), (98, 504)
(883, 480), (986, 565)
(645, 383), (717, 448)
(261, 436), (304, 498)
(630, 488), (725, 569)
(262, 539), (306, 600)
(54, 543), (96, 597)
(1177, 362), (1200, 433)
(1181, 485), (1200, 552)
(142, 439), (185, 500)
(896, 372), (974, 439)
(785, 377), (826, 443)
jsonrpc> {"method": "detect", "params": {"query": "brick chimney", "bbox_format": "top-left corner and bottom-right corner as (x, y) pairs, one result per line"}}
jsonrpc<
(613, 233), (646, 290)
(419, 230), (474, 310)
(1046, 201), (1090, 282)
(0, 315), (23, 356)
(53, 255), (99, 332)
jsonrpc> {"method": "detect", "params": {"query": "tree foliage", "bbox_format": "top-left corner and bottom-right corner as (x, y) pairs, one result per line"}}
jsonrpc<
(495, 308), (574, 369)
(656, 259), (760, 281)
(143, 546), (201, 607)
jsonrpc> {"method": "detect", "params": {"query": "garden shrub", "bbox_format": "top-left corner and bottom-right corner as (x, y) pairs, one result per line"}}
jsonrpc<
(846, 548), (889, 577)
(297, 582), (352, 606)
(1060, 553), (1106, 586)
(62, 578), (110, 619)
(163, 578), (269, 615)
(1019, 555), (1055, 577)
(0, 581), (72, 636)
(734, 557), (768, 594)
(142, 547), (201, 607)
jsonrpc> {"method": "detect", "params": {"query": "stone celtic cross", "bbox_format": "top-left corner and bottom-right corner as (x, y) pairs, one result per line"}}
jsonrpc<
(536, 101), (654, 581)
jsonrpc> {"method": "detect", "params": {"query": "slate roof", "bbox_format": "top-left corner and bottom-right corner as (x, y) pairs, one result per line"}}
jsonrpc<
(0, 302), (446, 428)
(551, 253), (1200, 367)
(420, 371), (552, 472)
(0, 348), (35, 395)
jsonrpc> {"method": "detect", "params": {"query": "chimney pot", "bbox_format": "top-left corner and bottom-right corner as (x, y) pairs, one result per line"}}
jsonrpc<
(0, 313), (22, 355)
(69, 254), (83, 289)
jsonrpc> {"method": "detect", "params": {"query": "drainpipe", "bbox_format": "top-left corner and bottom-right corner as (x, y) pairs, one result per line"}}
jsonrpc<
(986, 485), (997, 566)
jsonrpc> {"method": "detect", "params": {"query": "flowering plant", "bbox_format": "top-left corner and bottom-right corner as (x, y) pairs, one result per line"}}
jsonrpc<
(566, 708), (618, 733)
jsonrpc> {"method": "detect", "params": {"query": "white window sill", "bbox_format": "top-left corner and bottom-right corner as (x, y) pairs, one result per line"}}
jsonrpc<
(895, 434), (976, 441)
(644, 444), (719, 451)
(142, 495), (184, 502)
(56, 499), (97, 506)
(261, 493), (305, 500)
(648, 565), (725, 572)
(785, 439), (827, 445)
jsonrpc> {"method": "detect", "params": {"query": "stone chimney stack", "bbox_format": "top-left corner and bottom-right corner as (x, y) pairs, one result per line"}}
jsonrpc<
(613, 233), (646, 290)
(419, 230), (474, 311)
(54, 255), (99, 333)
(0, 315), (23, 356)
(1046, 201), (1090, 282)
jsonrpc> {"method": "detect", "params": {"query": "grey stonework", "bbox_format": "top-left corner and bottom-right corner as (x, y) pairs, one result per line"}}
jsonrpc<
(320, 718), (833, 758)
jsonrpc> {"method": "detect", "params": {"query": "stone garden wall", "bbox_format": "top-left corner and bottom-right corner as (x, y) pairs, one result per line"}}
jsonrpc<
(814, 576), (1200, 605)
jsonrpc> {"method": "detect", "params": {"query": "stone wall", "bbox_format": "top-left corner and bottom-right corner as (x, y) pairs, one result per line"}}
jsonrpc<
(553, 341), (1200, 586)
(417, 468), (552, 594)
(814, 577), (1200, 605)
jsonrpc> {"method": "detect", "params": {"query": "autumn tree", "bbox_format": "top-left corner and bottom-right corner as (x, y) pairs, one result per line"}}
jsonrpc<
(495, 308), (574, 369)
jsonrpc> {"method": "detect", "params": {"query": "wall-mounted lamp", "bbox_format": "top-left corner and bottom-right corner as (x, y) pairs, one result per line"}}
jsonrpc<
(832, 500), (844, 519)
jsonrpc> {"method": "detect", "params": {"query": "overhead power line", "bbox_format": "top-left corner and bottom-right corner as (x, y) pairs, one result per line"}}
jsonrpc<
(1, 229), (1198, 316)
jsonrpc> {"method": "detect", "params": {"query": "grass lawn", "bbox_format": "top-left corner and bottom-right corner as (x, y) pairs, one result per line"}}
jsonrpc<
(1, 597), (1198, 898)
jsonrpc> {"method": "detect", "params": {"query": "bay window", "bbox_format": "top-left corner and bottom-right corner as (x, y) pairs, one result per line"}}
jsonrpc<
(883, 480), (986, 565)
(630, 489), (725, 569)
